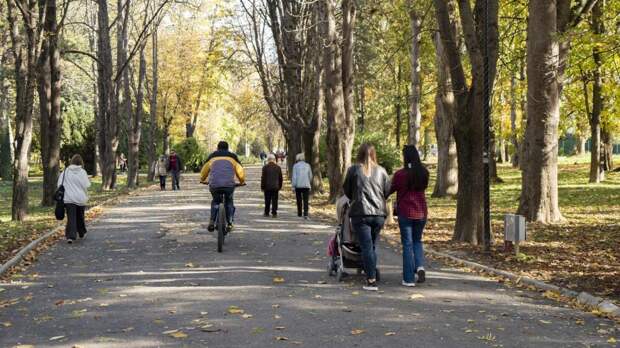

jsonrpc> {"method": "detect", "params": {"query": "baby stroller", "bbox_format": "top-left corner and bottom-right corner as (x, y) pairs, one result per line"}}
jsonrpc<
(327, 197), (380, 282)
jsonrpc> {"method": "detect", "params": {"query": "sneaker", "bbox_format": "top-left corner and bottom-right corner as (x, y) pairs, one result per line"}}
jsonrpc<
(402, 280), (416, 287)
(66, 239), (74, 244)
(207, 223), (215, 232)
(79, 233), (87, 240)
(271, 213), (277, 218)
(226, 223), (234, 233)
(417, 269), (426, 283)
(263, 213), (270, 217)
(363, 280), (378, 291)
(304, 216), (309, 220)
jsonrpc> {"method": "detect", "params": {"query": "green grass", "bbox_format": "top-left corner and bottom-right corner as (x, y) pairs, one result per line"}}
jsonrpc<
(0, 174), (146, 263)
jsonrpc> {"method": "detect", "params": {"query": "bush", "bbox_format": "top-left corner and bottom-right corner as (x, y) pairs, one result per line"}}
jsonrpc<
(354, 132), (401, 174)
(174, 137), (209, 172)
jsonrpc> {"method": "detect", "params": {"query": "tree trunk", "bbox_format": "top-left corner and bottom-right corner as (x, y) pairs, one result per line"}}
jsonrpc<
(39, 0), (62, 206)
(601, 130), (613, 171)
(489, 131), (503, 183)
(432, 32), (458, 198)
(395, 64), (402, 148)
(518, 0), (564, 223)
(434, 0), (499, 243)
(96, 0), (119, 190)
(575, 136), (586, 156)
(0, 39), (13, 180)
(128, 44), (146, 188)
(589, 0), (604, 183)
(7, 0), (41, 221)
(147, 29), (159, 182)
(321, 0), (355, 201)
(408, 9), (422, 146)
(509, 73), (520, 167)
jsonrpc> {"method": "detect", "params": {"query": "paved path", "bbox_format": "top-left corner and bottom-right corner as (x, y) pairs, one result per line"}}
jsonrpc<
(0, 167), (617, 347)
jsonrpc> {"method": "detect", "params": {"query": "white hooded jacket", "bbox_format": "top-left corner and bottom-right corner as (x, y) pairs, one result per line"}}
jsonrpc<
(57, 165), (91, 206)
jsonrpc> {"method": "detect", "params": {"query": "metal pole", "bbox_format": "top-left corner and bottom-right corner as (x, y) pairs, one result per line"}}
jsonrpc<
(483, 0), (492, 252)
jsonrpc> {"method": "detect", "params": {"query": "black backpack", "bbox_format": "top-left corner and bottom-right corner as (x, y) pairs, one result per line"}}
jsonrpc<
(54, 170), (66, 220)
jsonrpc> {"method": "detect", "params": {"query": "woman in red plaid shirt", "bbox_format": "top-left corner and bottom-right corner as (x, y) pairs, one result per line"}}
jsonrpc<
(388, 145), (429, 287)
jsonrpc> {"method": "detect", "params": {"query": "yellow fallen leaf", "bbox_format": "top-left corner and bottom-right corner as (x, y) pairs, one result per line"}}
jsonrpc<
(351, 291), (360, 296)
(539, 320), (552, 324)
(467, 319), (475, 323)
(242, 314), (254, 319)
(351, 329), (365, 335)
(464, 329), (474, 333)
(275, 336), (289, 341)
(13, 345), (35, 348)
(607, 337), (617, 344)
(169, 331), (188, 339)
(385, 332), (396, 336)
(228, 306), (245, 314)
(185, 262), (196, 268)
(273, 277), (285, 283)
(2, 322), (12, 327)
(409, 294), (425, 300)
(275, 326), (286, 330)
(49, 335), (65, 341)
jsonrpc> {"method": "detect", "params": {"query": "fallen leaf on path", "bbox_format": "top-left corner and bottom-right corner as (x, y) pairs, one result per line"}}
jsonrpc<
(169, 331), (188, 339)
(539, 320), (552, 324)
(242, 314), (253, 319)
(275, 336), (289, 341)
(2, 322), (12, 327)
(185, 262), (196, 268)
(273, 277), (285, 283)
(607, 337), (616, 344)
(385, 332), (396, 336)
(275, 326), (286, 330)
(227, 306), (245, 314)
(201, 325), (221, 333)
(13, 345), (34, 348)
(351, 291), (360, 296)
(122, 327), (134, 333)
(409, 294), (425, 300)
(467, 319), (475, 323)
(464, 329), (474, 333)
(351, 329), (365, 335)
(49, 335), (65, 341)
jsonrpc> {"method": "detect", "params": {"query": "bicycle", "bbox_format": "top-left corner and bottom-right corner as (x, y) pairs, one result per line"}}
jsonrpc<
(202, 182), (245, 253)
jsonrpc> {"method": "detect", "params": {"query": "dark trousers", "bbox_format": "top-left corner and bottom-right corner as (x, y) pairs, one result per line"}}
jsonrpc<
(295, 188), (310, 217)
(210, 187), (235, 224)
(159, 175), (166, 190)
(171, 170), (180, 190)
(65, 204), (87, 240)
(264, 190), (279, 215)
(351, 216), (386, 280)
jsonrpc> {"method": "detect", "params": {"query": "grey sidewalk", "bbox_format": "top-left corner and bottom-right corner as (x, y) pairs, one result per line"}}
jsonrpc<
(0, 167), (616, 347)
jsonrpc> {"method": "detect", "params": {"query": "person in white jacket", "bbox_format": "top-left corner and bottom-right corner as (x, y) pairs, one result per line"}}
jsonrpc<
(291, 153), (313, 219)
(58, 155), (91, 243)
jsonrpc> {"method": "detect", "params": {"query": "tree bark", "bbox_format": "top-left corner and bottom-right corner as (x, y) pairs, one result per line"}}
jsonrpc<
(147, 29), (159, 182)
(432, 32), (458, 198)
(434, 0), (499, 243)
(408, 9), (422, 146)
(38, 0), (62, 206)
(96, 0), (119, 190)
(0, 32), (13, 180)
(518, 0), (564, 223)
(7, 0), (42, 220)
(601, 130), (613, 171)
(321, 0), (355, 202)
(128, 44), (146, 188)
(395, 64), (402, 148)
(588, 0), (604, 183)
(509, 72), (520, 167)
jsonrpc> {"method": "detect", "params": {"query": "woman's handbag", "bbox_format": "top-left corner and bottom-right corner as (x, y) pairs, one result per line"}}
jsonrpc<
(54, 170), (66, 220)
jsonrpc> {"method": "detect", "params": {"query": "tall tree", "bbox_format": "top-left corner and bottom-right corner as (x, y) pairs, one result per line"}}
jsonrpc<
(0, 16), (13, 181)
(434, 0), (499, 243)
(431, 32), (458, 198)
(6, 0), (44, 220)
(518, 0), (598, 223)
(146, 28), (159, 181)
(588, 0), (604, 183)
(38, 0), (63, 206)
(408, 7), (422, 147)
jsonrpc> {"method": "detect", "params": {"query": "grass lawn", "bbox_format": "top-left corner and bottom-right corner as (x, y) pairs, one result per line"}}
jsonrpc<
(0, 174), (148, 264)
(307, 155), (620, 304)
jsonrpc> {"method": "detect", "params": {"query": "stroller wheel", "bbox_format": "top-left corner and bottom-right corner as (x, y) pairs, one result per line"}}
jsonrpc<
(327, 260), (336, 276)
(375, 268), (381, 282)
(336, 267), (344, 282)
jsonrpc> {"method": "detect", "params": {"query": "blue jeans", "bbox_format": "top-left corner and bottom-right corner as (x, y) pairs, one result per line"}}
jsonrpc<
(351, 216), (385, 280)
(398, 217), (426, 283)
(210, 187), (235, 224)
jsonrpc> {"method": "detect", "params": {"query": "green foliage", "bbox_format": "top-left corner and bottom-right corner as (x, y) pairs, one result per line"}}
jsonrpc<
(173, 137), (209, 172)
(355, 131), (401, 174)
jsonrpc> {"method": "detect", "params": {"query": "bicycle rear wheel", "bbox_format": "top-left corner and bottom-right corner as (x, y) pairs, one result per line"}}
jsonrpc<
(217, 203), (226, 252)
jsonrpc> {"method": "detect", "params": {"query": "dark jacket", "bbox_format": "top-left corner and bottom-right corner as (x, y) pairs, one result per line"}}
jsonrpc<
(261, 162), (283, 191)
(206, 150), (241, 164)
(343, 164), (390, 217)
(167, 154), (182, 172)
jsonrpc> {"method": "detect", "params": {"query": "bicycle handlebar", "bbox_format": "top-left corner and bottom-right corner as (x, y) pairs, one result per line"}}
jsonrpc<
(200, 182), (246, 188)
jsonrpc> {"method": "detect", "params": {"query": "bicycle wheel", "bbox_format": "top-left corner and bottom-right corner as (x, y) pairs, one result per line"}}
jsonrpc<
(217, 203), (226, 253)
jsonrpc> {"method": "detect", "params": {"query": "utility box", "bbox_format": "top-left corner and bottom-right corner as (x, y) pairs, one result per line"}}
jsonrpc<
(504, 214), (526, 254)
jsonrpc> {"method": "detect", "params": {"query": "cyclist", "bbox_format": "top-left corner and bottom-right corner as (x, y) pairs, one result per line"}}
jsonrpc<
(200, 141), (245, 232)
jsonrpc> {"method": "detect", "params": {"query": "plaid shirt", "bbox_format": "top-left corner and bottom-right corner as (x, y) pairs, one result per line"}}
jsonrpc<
(389, 169), (428, 220)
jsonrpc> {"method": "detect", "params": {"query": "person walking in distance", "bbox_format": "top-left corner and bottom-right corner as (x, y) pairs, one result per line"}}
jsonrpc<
(291, 153), (312, 219)
(167, 150), (182, 190)
(343, 143), (390, 291)
(58, 155), (91, 244)
(388, 145), (429, 286)
(261, 154), (283, 218)
(154, 155), (168, 190)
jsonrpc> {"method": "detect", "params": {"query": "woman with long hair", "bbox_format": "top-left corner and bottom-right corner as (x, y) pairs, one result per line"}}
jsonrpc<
(58, 154), (91, 243)
(343, 143), (390, 291)
(388, 145), (429, 286)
